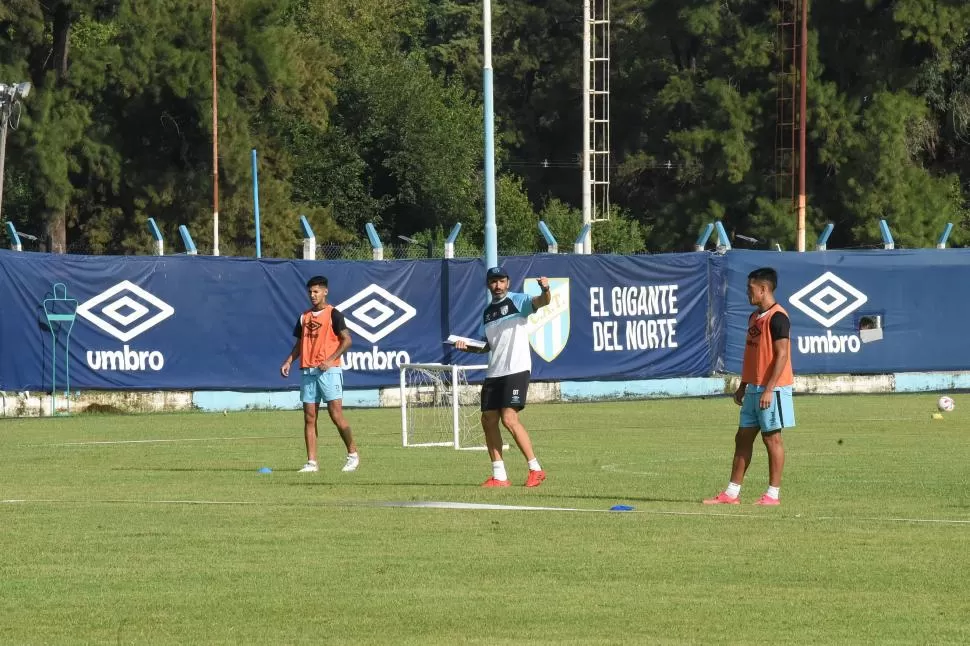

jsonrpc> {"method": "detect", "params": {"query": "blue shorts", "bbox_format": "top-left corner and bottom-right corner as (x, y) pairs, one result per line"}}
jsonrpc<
(300, 368), (343, 404)
(739, 385), (795, 433)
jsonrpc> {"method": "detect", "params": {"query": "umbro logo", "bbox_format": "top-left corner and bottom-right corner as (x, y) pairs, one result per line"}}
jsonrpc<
(77, 280), (175, 342)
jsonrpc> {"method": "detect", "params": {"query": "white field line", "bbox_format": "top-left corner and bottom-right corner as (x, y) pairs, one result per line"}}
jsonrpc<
(23, 435), (288, 448)
(2, 498), (969, 525)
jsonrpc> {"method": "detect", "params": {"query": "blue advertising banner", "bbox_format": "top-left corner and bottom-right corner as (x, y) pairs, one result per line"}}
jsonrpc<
(0, 251), (448, 391)
(0, 250), (720, 391)
(444, 253), (721, 382)
(723, 249), (970, 375)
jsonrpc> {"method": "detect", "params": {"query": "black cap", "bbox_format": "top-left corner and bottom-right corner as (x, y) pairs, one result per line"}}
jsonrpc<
(486, 266), (509, 280)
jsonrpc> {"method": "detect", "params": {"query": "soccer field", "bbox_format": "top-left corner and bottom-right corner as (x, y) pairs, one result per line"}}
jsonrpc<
(2, 393), (969, 644)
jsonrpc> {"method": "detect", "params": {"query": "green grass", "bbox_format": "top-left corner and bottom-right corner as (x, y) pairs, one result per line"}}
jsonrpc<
(1, 393), (969, 645)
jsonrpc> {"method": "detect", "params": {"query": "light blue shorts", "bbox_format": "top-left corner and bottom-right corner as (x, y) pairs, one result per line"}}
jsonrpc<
(739, 385), (795, 433)
(300, 367), (343, 404)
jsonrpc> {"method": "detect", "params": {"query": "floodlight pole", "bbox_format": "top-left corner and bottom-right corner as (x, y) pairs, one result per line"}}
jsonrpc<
(483, 0), (497, 269)
(796, 0), (809, 252)
(211, 0), (220, 256)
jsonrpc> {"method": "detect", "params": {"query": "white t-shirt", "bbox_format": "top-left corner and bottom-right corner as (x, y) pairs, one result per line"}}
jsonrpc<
(478, 292), (534, 378)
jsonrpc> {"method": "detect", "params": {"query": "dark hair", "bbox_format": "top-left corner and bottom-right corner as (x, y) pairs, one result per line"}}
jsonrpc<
(747, 267), (777, 291)
(306, 275), (328, 288)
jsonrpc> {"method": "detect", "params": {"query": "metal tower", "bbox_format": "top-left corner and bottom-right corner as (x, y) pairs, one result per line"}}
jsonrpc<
(582, 0), (610, 254)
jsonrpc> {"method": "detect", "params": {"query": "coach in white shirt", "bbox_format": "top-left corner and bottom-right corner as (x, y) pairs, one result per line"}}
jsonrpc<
(455, 266), (552, 488)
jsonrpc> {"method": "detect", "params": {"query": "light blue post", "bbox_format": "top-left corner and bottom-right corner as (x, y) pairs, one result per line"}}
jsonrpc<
(300, 215), (316, 260)
(694, 223), (715, 251)
(251, 149), (261, 258)
(573, 223), (591, 254)
(538, 221), (558, 254)
(178, 225), (198, 255)
(937, 222), (953, 249)
(365, 222), (383, 260)
(482, 0), (497, 270)
(714, 221), (732, 251)
(147, 217), (164, 255)
(878, 219), (895, 250)
(444, 222), (462, 259)
(816, 223), (834, 251)
(5, 221), (22, 251)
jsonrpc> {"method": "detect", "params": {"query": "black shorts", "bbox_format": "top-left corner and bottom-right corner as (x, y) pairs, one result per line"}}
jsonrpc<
(481, 370), (531, 412)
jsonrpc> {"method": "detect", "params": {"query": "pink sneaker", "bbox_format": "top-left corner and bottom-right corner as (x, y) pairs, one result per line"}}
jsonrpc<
(754, 494), (780, 506)
(481, 477), (511, 488)
(703, 491), (740, 505)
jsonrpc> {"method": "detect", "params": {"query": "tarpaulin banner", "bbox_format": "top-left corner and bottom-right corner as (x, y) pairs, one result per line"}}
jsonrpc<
(0, 250), (720, 390)
(723, 249), (970, 375)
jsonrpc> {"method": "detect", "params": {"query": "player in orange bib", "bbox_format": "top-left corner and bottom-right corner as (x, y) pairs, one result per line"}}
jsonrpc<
(280, 276), (359, 473)
(705, 267), (795, 506)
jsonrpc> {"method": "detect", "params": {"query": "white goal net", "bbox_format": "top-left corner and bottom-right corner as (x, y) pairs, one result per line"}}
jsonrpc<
(400, 363), (493, 450)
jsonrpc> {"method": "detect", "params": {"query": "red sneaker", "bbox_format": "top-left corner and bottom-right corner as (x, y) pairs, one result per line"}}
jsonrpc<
(524, 470), (546, 488)
(702, 491), (740, 505)
(481, 477), (511, 488)
(754, 494), (780, 506)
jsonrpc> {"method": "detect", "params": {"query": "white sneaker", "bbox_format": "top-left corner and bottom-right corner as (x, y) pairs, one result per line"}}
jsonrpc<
(341, 454), (360, 472)
(298, 461), (318, 473)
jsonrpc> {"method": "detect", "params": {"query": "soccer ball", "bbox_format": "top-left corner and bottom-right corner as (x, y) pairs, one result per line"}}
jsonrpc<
(937, 396), (955, 413)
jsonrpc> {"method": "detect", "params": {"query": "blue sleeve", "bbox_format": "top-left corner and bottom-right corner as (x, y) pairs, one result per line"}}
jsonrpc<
(510, 292), (533, 317)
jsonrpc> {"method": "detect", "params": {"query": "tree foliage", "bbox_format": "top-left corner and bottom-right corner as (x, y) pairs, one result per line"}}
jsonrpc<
(2, 0), (969, 256)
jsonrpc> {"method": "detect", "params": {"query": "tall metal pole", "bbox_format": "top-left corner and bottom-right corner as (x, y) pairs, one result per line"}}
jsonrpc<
(483, 0), (497, 269)
(0, 107), (8, 222)
(581, 0), (592, 255)
(796, 0), (808, 252)
(211, 0), (220, 256)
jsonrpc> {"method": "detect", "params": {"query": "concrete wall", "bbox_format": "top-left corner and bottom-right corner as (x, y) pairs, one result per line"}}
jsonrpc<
(3, 371), (966, 417)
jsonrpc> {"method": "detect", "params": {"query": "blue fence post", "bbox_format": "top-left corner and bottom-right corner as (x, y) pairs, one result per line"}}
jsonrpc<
(714, 221), (732, 251)
(816, 223), (834, 251)
(178, 225), (198, 255)
(300, 215), (316, 260)
(694, 223), (715, 251)
(573, 223), (591, 254)
(937, 222), (953, 249)
(538, 221), (558, 254)
(147, 218), (164, 256)
(879, 219), (895, 250)
(5, 221), (22, 251)
(365, 223), (383, 260)
(251, 149), (261, 258)
(444, 223), (462, 259)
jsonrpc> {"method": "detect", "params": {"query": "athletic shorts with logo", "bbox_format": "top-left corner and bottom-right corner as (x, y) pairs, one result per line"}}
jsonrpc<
(301, 367), (343, 404)
(740, 385), (795, 433)
(481, 370), (530, 412)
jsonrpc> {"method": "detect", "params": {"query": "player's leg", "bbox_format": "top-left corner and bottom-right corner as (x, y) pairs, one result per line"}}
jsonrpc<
(299, 369), (321, 472)
(480, 378), (509, 487)
(704, 389), (761, 503)
(754, 387), (794, 505)
(498, 372), (544, 487)
(322, 369), (359, 472)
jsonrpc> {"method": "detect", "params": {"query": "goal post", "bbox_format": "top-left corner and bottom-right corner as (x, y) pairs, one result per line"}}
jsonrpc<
(399, 362), (497, 450)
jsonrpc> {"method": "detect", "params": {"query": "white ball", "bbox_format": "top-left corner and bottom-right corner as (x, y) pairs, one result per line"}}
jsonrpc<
(937, 396), (955, 413)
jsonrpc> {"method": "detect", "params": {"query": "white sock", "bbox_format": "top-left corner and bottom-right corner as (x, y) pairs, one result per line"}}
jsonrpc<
(766, 486), (780, 500)
(492, 461), (508, 481)
(725, 482), (741, 498)
(307, 459), (317, 465)
(348, 452), (358, 458)
(527, 458), (541, 472)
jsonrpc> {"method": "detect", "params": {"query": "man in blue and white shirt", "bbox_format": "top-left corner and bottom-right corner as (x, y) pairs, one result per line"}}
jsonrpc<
(455, 266), (552, 488)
